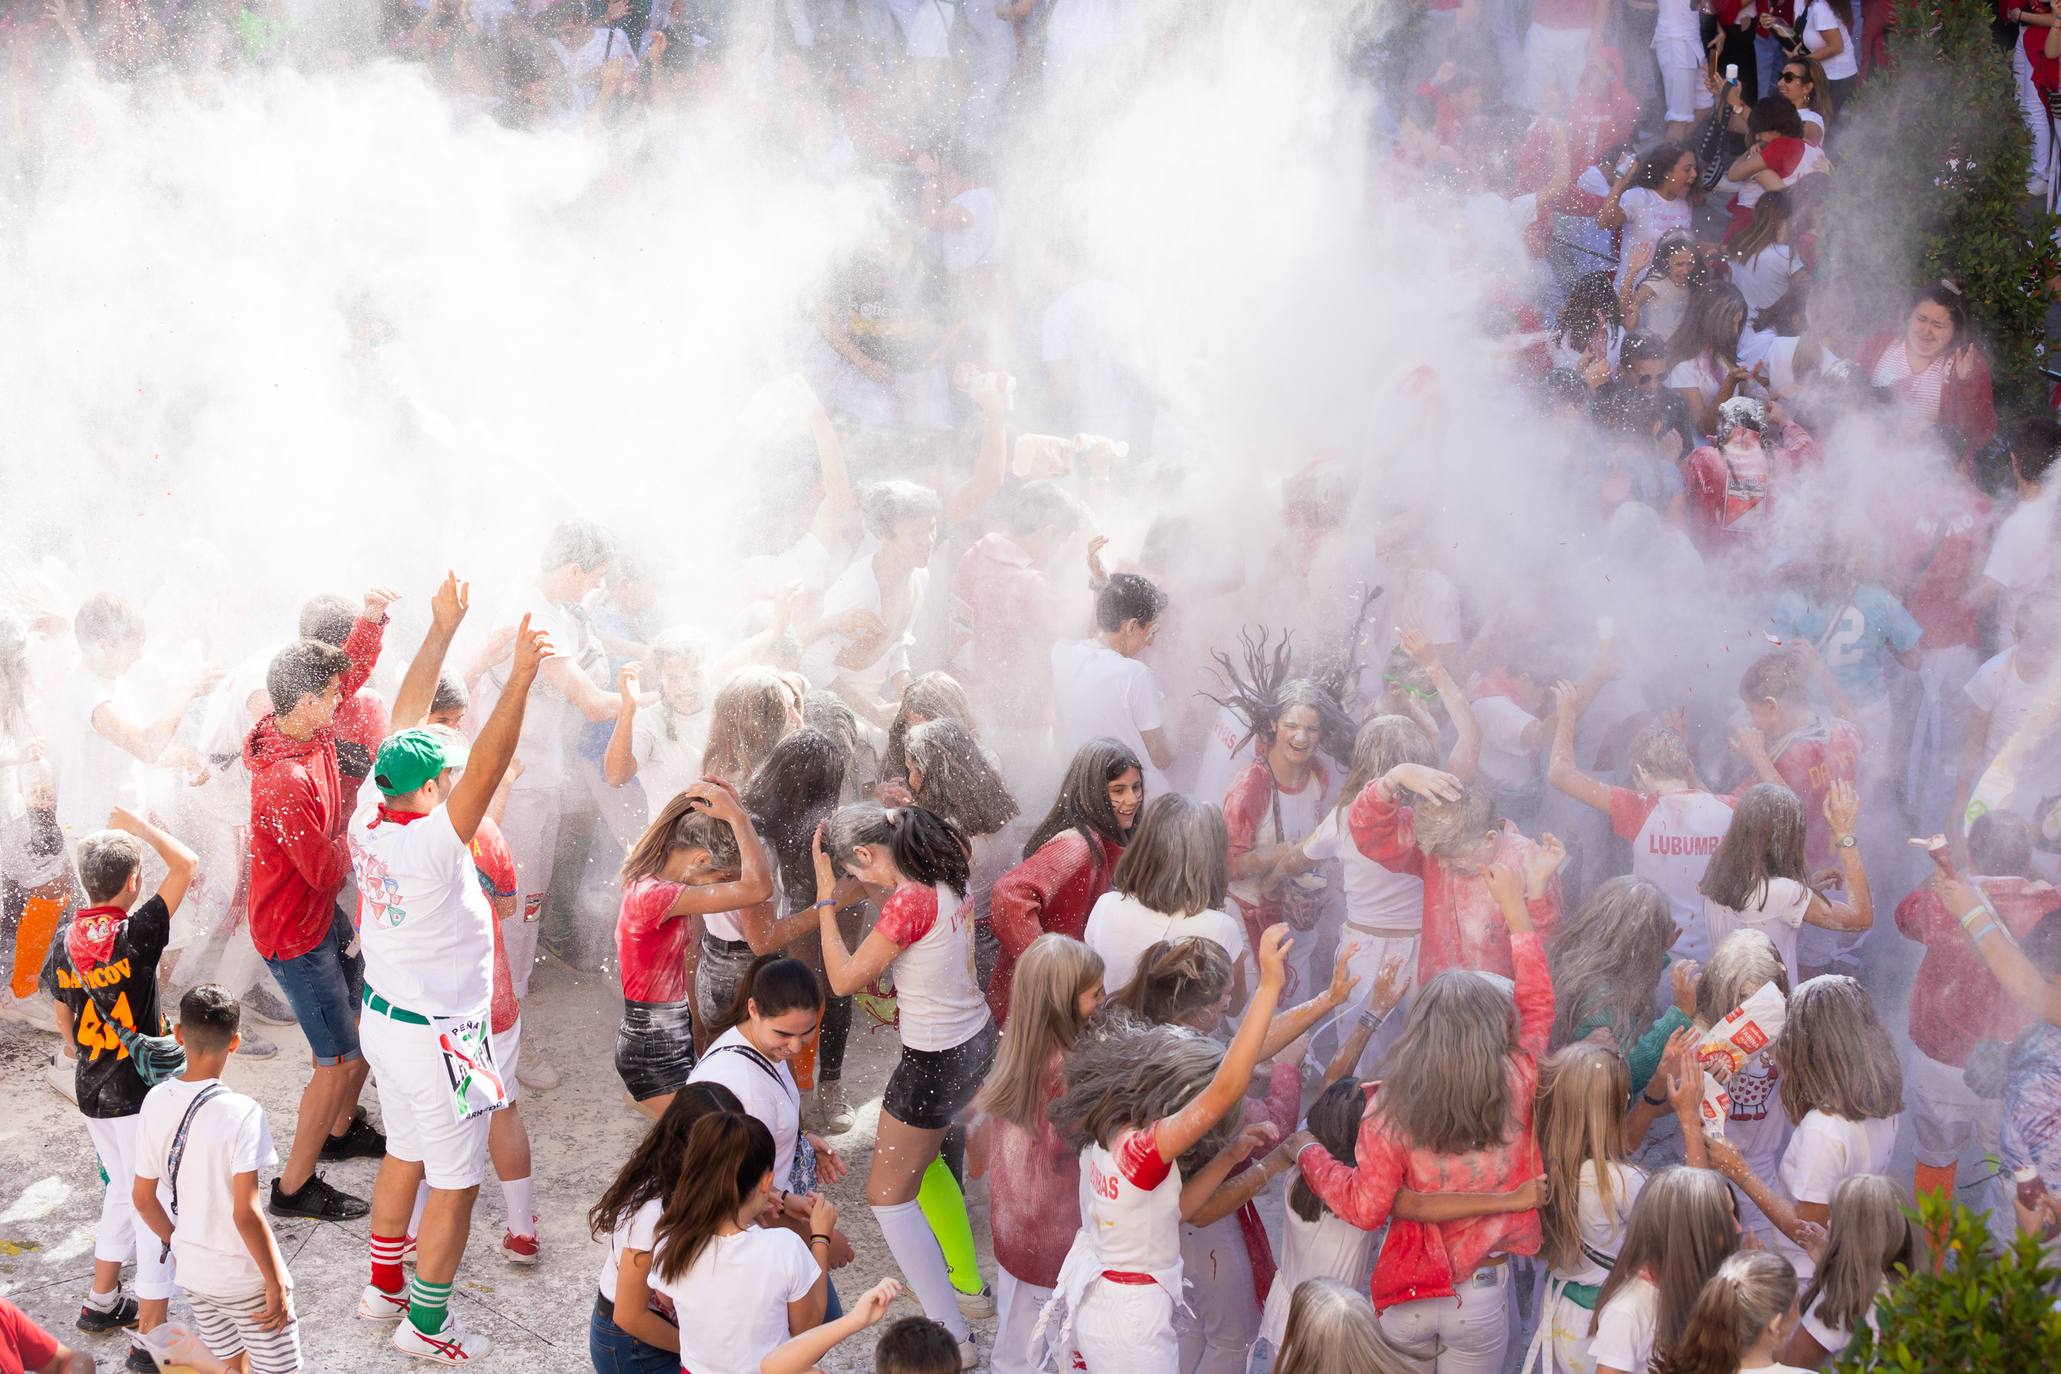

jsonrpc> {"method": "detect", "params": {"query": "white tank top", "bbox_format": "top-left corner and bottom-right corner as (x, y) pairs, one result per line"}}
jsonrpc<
(875, 883), (989, 1052)
(1077, 1129), (1184, 1276)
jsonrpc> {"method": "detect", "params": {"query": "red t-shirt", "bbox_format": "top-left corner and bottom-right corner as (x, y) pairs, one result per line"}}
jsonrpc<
(471, 818), (520, 1035)
(0, 1296), (60, 1374)
(1768, 717), (1863, 870)
(1877, 478), (1993, 653)
(616, 877), (694, 1004)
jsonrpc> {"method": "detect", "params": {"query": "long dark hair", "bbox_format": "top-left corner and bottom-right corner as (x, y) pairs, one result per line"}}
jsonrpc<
(905, 718), (1019, 838)
(1112, 937), (1235, 1027)
(588, 1082), (744, 1240)
(1023, 737), (1141, 859)
(1290, 1078), (1363, 1222)
(1633, 141), (1694, 191)
(620, 791), (744, 886)
(707, 954), (826, 1040)
(743, 728), (846, 907)
(826, 802), (970, 897)
(1699, 783), (1806, 912)
(650, 1112), (778, 1283)
(1555, 271), (1625, 353)
(1667, 281), (1749, 368)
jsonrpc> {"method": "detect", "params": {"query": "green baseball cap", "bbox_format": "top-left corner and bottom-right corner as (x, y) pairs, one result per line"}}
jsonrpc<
(373, 727), (469, 797)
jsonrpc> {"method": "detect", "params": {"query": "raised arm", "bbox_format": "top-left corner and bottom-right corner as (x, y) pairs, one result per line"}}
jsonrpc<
(1258, 945), (1362, 1061)
(942, 372), (1010, 526)
(1544, 680), (1613, 813)
(663, 785), (775, 918)
(389, 573), (468, 732)
(447, 616), (550, 845)
(109, 806), (197, 916)
(1934, 876), (2061, 1026)
(1404, 629), (1483, 782)
(602, 664), (642, 788)
(759, 1278), (902, 1374)
(1803, 781), (1873, 932)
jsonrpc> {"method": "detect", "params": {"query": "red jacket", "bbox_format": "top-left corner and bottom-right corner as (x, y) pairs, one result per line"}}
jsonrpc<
(1300, 930), (1552, 1312)
(1347, 784), (1559, 981)
(985, 828), (1124, 1025)
(1853, 328), (1997, 454)
(244, 616), (384, 961)
(1894, 875), (2058, 1066)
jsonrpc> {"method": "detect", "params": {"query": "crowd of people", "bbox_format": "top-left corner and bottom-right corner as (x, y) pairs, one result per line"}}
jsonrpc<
(6, 1), (2061, 1373)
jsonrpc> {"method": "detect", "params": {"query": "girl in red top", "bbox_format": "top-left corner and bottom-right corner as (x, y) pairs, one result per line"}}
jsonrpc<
(1851, 282), (1997, 456)
(612, 783), (774, 1118)
(987, 739), (1143, 1023)
(1286, 859), (1557, 1371)
(1347, 763), (1564, 981)
(968, 934), (1106, 1374)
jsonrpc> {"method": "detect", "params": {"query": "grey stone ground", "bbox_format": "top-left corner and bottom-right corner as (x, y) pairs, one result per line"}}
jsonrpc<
(0, 955), (996, 1372)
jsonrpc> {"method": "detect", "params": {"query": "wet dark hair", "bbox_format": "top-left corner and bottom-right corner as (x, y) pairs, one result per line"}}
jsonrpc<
(177, 984), (241, 1053)
(1632, 141), (1695, 190)
(1554, 271), (1624, 352)
(1289, 1078), (1363, 1222)
(1746, 96), (1803, 140)
(588, 1082), (744, 1239)
(743, 728), (846, 906)
(826, 803), (970, 897)
(709, 955), (826, 1039)
(1095, 573), (1167, 633)
(265, 638), (351, 716)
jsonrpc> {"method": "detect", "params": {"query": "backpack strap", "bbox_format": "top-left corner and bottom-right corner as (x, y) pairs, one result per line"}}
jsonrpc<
(158, 1084), (229, 1262)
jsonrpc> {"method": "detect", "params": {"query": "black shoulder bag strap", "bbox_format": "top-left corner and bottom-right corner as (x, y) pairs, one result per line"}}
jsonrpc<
(159, 1083), (228, 1262)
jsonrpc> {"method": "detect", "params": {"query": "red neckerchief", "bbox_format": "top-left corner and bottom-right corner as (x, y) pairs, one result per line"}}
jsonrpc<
(374, 804), (430, 827)
(66, 904), (130, 974)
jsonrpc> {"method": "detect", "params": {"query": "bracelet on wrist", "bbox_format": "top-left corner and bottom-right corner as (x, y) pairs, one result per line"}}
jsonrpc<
(809, 1233), (831, 1246)
(1641, 1088), (1669, 1107)
(1357, 1010), (1385, 1032)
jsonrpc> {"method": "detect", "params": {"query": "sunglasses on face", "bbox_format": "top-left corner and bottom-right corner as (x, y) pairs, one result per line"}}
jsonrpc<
(1633, 372), (1662, 387)
(1778, 71), (1804, 83)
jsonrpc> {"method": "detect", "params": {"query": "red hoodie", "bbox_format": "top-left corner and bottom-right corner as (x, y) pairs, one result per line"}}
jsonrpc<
(244, 616), (384, 961)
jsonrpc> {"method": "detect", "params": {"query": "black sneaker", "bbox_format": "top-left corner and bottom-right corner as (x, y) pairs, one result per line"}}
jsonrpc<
(320, 1110), (387, 1162)
(77, 1294), (138, 1333)
(126, 1344), (158, 1372)
(270, 1174), (371, 1221)
(245, 985), (298, 1027)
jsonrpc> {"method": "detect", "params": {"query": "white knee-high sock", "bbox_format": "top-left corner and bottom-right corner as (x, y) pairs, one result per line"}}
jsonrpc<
(500, 1176), (536, 1237)
(872, 1200), (970, 1341)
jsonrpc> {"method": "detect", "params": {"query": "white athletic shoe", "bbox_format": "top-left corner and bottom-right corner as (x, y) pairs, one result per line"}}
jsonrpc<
(46, 1052), (76, 1103)
(955, 1284), (995, 1320)
(356, 1285), (410, 1322)
(957, 1337), (980, 1370)
(515, 1057), (559, 1091)
(391, 1319), (492, 1363)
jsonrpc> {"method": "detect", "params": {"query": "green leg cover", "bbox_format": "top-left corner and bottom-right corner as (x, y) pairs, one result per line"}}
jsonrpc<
(917, 1154), (981, 1294)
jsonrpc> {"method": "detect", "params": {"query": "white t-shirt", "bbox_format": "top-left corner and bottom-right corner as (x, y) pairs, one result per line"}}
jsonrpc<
(689, 1027), (805, 1193)
(1732, 244), (1803, 317)
(629, 706), (708, 814)
(1590, 1274), (1659, 1373)
(1965, 649), (2061, 819)
(595, 1196), (661, 1303)
(1612, 789), (1735, 963)
(1256, 1186), (1376, 1348)
(1652, 0), (1698, 43)
(1051, 639), (1168, 797)
(1083, 890), (1249, 994)
(549, 26), (631, 110)
(479, 593), (605, 794)
(347, 800), (495, 1017)
(1303, 807), (1423, 931)
(1982, 486), (2058, 648)
(801, 555), (926, 698)
(1803, 1), (1859, 79)
(1615, 188), (1694, 287)
(1472, 696), (1541, 795)
(874, 882), (990, 1052)
(1705, 877), (1813, 984)
(1561, 1161), (1646, 1285)
(1774, 1110), (1899, 1282)
(134, 1078), (278, 1296)
(1800, 1284), (1879, 1357)
(52, 667), (145, 839)
(650, 1226), (821, 1374)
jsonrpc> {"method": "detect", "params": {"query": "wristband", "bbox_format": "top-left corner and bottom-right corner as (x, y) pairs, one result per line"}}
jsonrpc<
(1357, 1010), (1385, 1032)
(809, 1234), (831, 1246)
(1641, 1088), (1669, 1107)
(814, 899), (836, 911)
(1957, 896), (2001, 933)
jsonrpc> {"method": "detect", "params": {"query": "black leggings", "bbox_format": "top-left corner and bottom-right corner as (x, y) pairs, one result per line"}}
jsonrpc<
(819, 993), (853, 1081)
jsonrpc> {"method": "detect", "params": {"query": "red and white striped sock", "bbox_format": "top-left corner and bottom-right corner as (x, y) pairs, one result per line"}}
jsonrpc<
(370, 1233), (407, 1294)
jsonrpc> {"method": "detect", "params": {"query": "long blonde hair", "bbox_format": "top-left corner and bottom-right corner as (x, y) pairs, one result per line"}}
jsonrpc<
(1590, 1166), (1740, 1350)
(1376, 969), (1516, 1155)
(1272, 1278), (1415, 1374)
(701, 668), (794, 788)
(1535, 1044), (1634, 1273)
(1776, 975), (1904, 1125)
(974, 935), (1103, 1134)
(1798, 1174), (1914, 1336)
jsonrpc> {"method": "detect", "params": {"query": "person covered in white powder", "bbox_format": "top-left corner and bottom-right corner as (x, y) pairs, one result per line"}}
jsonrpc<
(1052, 573), (1174, 797)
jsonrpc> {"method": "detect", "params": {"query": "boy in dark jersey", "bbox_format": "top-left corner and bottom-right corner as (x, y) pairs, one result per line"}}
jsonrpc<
(43, 807), (196, 1359)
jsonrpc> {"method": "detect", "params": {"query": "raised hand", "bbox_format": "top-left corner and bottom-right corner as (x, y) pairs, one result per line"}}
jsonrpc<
(1383, 763), (1464, 802)
(509, 614), (554, 686)
(1369, 955), (1410, 1015)
(1257, 923), (1293, 991)
(430, 571), (469, 632)
(1522, 833), (1567, 896)
(1824, 778), (1860, 838)
(362, 585), (403, 619)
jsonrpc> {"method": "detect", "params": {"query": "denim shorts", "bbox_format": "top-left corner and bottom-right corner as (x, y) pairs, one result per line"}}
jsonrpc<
(883, 1020), (999, 1130)
(264, 905), (364, 1065)
(615, 999), (698, 1102)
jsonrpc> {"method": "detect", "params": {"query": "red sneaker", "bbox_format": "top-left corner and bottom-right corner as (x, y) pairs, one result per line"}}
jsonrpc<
(500, 1230), (539, 1265)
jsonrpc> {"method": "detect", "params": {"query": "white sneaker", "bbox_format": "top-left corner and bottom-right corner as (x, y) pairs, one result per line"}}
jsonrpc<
(957, 1337), (980, 1370)
(391, 1319), (492, 1363)
(2, 992), (61, 1034)
(515, 1057), (559, 1091)
(46, 1052), (76, 1103)
(955, 1283), (995, 1320)
(355, 1284), (410, 1322)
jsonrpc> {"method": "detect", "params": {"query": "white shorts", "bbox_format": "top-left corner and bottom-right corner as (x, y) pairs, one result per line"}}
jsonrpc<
(1908, 1046), (2003, 1167)
(82, 1113), (177, 1300)
(1655, 37), (1714, 123)
(360, 1005), (492, 1189)
(1073, 1279), (1178, 1374)
(992, 1269), (1054, 1374)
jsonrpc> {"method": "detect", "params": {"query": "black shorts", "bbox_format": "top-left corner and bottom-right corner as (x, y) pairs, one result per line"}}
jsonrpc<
(882, 1021), (999, 1130)
(615, 998), (698, 1102)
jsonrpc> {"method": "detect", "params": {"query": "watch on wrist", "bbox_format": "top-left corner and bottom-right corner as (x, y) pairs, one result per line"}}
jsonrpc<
(1834, 833), (1857, 849)
(1357, 1010), (1385, 1032)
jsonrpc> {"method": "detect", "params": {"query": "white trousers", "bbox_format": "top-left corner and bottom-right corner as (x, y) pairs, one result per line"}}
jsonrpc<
(2019, 47), (2057, 193)
(1377, 1262), (1512, 1374)
(1907, 1045), (2002, 1168)
(1074, 1278), (1179, 1374)
(498, 787), (562, 998)
(83, 1113), (177, 1299)
(993, 1267), (1056, 1374)
(1522, 25), (1591, 111)
(1177, 1214), (1259, 1374)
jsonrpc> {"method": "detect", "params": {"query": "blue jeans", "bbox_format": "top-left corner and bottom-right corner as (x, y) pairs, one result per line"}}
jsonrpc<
(588, 1300), (675, 1374)
(263, 905), (363, 1065)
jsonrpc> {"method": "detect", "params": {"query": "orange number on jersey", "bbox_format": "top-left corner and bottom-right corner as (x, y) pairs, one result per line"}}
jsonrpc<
(73, 991), (134, 1060)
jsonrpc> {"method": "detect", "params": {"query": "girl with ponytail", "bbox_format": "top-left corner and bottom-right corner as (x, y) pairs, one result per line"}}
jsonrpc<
(1653, 1251), (1803, 1374)
(647, 1112), (840, 1374)
(815, 802), (997, 1361)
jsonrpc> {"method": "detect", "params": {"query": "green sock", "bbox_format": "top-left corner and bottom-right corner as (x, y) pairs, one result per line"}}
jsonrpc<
(407, 1275), (453, 1335)
(916, 1155), (981, 1295)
